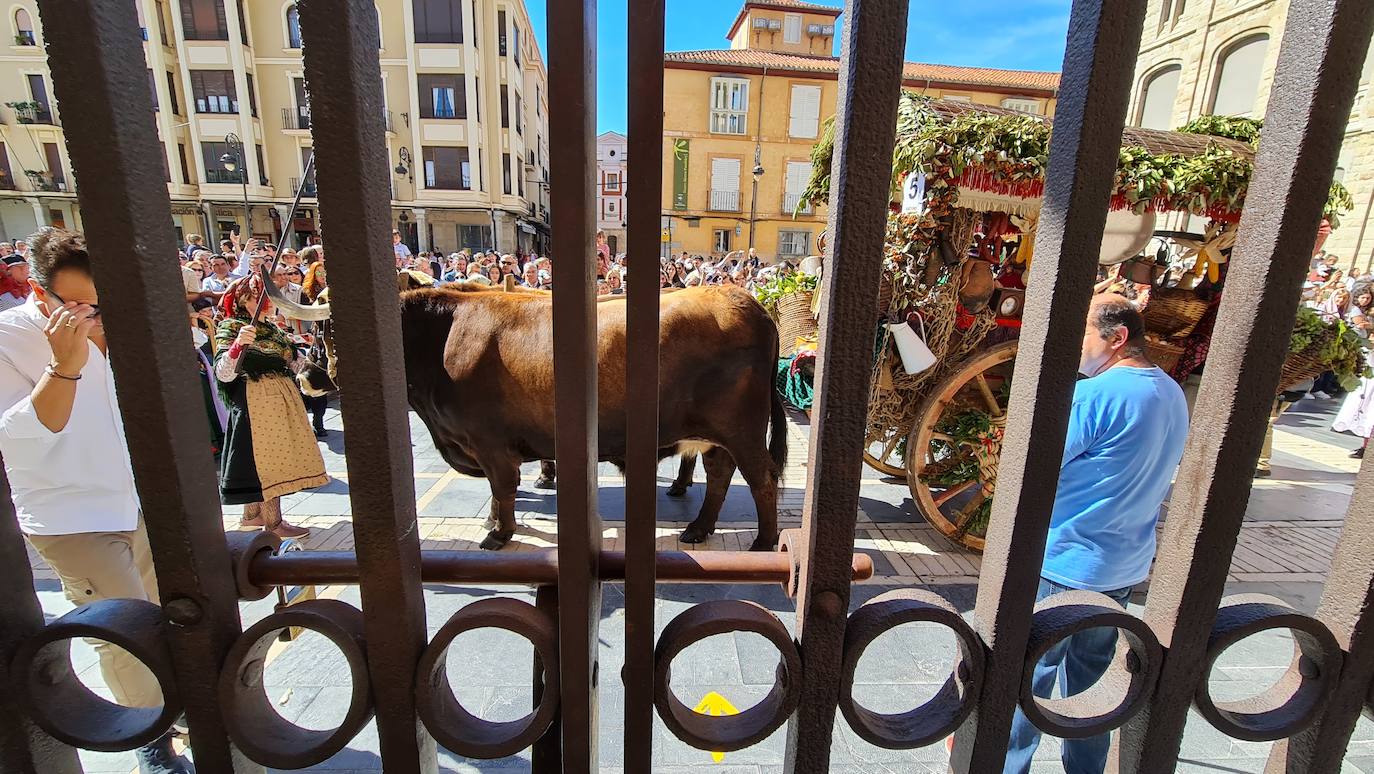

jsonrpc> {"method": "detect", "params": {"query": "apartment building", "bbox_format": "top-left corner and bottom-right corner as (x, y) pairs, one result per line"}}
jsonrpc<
(662, 0), (1060, 261)
(1131, 0), (1374, 269)
(596, 130), (626, 254)
(0, 0), (550, 254)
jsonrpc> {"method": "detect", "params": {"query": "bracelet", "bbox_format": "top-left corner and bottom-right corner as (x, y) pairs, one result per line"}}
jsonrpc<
(44, 364), (81, 381)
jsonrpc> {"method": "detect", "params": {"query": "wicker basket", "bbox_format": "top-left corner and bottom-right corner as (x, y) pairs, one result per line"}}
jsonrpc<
(1141, 288), (1210, 339)
(776, 291), (818, 357)
(877, 272), (895, 316)
(1277, 349), (1327, 394)
(1145, 337), (1185, 375)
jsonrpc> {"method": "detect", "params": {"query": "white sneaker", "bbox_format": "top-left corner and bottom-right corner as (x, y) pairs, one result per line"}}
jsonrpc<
(1312, 391), (1333, 400)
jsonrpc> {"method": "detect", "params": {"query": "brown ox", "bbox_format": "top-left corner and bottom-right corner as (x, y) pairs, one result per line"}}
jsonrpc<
(400, 284), (786, 550)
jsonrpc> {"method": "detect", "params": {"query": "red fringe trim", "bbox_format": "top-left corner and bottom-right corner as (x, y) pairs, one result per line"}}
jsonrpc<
(955, 169), (1044, 200)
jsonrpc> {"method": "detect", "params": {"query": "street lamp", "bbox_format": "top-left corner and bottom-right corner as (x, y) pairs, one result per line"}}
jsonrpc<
(221, 132), (251, 242)
(747, 160), (764, 252)
(395, 146), (413, 185)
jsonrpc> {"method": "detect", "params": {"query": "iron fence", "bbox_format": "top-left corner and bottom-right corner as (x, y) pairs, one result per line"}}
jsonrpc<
(0, 0), (1372, 772)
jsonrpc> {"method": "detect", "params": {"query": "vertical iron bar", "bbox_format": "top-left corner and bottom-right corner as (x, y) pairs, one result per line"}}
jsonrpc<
(1118, 0), (1374, 769)
(948, 1), (1146, 770)
(1267, 457), (1374, 772)
(532, 584), (561, 772)
(0, 461), (81, 774)
(549, 0), (600, 770)
(297, 1), (436, 770)
(37, 1), (258, 770)
(623, 0), (665, 770)
(782, 1), (908, 770)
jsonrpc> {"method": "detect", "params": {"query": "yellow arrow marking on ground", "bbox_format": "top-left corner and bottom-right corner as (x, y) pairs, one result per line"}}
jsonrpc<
(693, 691), (739, 763)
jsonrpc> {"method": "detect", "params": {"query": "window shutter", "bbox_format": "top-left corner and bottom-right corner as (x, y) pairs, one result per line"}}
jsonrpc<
(711, 158), (740, 191)
(790, 85), (820, 138)
(785, 161), (809, 195)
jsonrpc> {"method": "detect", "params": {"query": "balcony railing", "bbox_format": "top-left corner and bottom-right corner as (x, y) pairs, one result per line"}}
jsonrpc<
(709, 189), (740, 211)
(204, 168), (242, 185)
(23, 171), (65, 192)
(783, 192), (813, 215)
(281, 105), (311, 130)
(291, 176), (317, 197)
(10, 102), (55, 125)
(383, 109), (393, 132)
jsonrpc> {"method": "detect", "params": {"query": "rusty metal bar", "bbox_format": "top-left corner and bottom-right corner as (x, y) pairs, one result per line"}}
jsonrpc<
(1119, 0), (1374, 768)
(244, 549), (873, 588)
(531, 584), (561, 773)
(782, 1), (909, 770)
(0, 462), (80, 773)
(296, 1), (436, 770)
(624, 0), (666, 769)
(549, 0), (601, 769)
(37, 1), (258, 770)
(948, 1), (1146, 770)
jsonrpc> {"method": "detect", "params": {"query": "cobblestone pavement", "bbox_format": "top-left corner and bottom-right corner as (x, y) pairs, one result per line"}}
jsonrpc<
(27, 398), (1374, 772)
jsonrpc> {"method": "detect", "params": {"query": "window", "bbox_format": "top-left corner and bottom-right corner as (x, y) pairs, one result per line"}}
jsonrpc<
(422, 146), (470, 189)
(1158, 0), (1186, 34)
(784, 160), (811, 213)
(1210, 34), (1269, 117)
(501, 86), (509, 128)
(1136, 64), (1180, 129)
(536, 85), (540, 117)
(460, 224), (490, 248)
(148, 69), (159, 111)
(605, 172), (620, 192)
(788, 84), (821, 138)
(412, 0), (462, 43)
(778, 230), (811, 257)
(178, 142), (192, 183)
(190, 70), (237, 113)
(709, 77), (749, 135)
(709, 157), (741, 211)
(166, 71), (180, 114)
(942, 94), (973, 103)
(201, 140), (237, 183)
(475, 77), (480, 121)
(783, 14), (801, 44)
(298, 147), (316, 194)
(512, 21), (521, 66)
(1000, 97), (1041, 114)
(256, 143), (267, 185)
(503, 153), (512, 194)
(478, 148), (484, 190)
(25, 73), (50, 122)
(14, 8), (35, 45)
(236, 0), (248, 45)
(0, 142), (12, 189)
(292, 77), (309, 128)
(498, 9), (507, 55)
(418, 74), (465, 118)
(286, 4), (301, 47)
(180, 0), (228, 40)
(245, 72), (258, 118)
(156, 0), (169, 44)
(514, 92), (522, 134)
(43, 142), (64, 187)
(712, 228), (731, 253)
(161, 145), (171, 181)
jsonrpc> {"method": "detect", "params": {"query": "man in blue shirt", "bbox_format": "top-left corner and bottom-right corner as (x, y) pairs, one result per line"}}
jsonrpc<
(1004, 294), (1190, 774)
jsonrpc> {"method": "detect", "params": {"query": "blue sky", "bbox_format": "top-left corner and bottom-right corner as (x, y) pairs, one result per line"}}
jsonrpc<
(522, 0), (1072, 133)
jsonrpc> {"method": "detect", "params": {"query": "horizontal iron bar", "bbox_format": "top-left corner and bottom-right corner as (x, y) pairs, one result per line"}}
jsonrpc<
(247, 550), (873, 588)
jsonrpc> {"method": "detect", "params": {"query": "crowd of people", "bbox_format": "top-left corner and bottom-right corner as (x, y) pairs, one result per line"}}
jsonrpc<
(1304, 251), (1374, 460)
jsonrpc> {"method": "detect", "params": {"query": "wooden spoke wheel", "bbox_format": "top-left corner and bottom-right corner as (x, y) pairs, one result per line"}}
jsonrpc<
(904, 341), (1018, 553)
(862, 422), (909, 479)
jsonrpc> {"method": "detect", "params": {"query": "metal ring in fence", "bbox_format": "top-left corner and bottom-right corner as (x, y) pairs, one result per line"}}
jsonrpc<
(1194, 595), (1342, 741)
(415, 597), (559, 759)
(837, 589), (985, 748)
(11, 598), (180, 751)
(1019, 589), (1162, 738)
(777, 528), (803, 599)
(224, 530), (282, 601)
(653, 599), (801, 751)
(218, 599), (373, 768)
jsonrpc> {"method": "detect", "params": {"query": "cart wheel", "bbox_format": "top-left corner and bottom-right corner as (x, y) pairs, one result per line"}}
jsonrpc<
(904, 341), (1018, 553)
(862, 422), (909, 479)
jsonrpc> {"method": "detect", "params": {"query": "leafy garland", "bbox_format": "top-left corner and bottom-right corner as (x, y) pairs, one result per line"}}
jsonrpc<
(752, 270), (819, 314)
(1178, 115), (1263, 145)
(1290, 306), (1371, 390)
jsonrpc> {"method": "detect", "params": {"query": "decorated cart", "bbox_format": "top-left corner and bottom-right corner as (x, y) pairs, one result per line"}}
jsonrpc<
(791, 95), (1365, 552)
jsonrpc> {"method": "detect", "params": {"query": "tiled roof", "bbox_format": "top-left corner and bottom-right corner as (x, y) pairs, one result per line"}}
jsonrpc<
(665, 49), (1061, 94)
(727, 1), (842, 41)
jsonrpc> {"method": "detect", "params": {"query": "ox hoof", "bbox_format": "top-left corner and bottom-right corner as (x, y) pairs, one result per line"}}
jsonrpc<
(533, 477), (556, 490)
(749, 535), (777, 552)
(679, 525), (712, 544)
(480, 530), (515, 551)
(665, 483), (690, 497)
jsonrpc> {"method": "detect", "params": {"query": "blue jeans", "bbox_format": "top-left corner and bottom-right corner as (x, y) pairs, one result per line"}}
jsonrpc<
(1003, 578), (1134, 774)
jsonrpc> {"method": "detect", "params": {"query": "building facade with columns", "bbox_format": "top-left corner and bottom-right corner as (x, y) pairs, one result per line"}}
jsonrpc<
(0, 0), (549, 255)
(596, 130), (626, 255)
(1130, 0), (1374, 270)
(661, 0), (1059, 262)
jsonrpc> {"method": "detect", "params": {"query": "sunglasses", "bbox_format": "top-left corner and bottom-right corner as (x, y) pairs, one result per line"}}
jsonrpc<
(46, 289), (101, 318)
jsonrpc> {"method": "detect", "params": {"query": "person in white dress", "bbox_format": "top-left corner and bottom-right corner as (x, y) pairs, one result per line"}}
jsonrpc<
(1333, 285), (1374, 458)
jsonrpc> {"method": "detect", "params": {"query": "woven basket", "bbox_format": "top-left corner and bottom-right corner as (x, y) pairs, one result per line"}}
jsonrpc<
(1145, 338), (1185, 375)
(1277, 349), (1327, 394)
(877, 272), (895, 316)
(1141, 288), (1210, 339)
(776, 291), (818, 357)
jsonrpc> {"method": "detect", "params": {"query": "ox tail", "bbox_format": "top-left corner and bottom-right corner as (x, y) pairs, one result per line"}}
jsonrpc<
(769, 340), (788, 480)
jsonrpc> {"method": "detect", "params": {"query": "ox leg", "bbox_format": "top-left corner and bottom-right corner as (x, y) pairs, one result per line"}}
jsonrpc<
(680, 447), (734, 544)
(666, 453), (697, 497)
(731, 442), (780, 551)
(534, 460), (557, 490)
(479, 458), (521, 550)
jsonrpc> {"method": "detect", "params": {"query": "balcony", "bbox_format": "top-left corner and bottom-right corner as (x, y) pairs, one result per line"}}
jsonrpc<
(783, 192), (813, 215)
(7, 101), (56, 125)
(204, 168), (242, 185)
(291, 176), (317, 197)
(281, 105), (310, 130)
(709, 189), (740, 212)
(23, 171), (65, 192)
